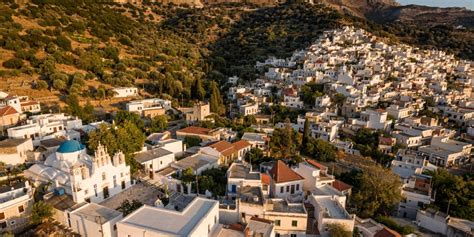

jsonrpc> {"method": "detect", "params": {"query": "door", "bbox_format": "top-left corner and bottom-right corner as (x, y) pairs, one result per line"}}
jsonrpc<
(121, 181), (126, 190)
(291, 185), (295, 194)
(103, 186), (109, 199)
(149, 171), (154, 179)
(231, 185), (237, 193)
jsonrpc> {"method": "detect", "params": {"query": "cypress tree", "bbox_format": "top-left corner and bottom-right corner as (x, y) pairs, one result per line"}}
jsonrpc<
(210, 81), (224, 115)
(191, 77), (205, 101)
(302, 118), (310, 145)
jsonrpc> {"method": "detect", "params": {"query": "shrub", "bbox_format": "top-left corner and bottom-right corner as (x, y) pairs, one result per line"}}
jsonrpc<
(55, 35), (72, 51)
(35, 80), (48, 90)
(2, 58), (24, 69)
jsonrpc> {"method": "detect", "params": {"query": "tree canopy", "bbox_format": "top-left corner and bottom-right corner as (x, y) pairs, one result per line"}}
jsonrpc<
(350, 165), (402, 218)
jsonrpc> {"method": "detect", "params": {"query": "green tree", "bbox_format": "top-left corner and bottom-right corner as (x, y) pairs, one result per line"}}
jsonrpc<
(198, 175), (215, 194)
(305, 138), (337, 162)
(52, 79), (67, 90)
(35, 80), (48, 90)
(270, 119), (299, 159)
(87, 122), (145, 173)
(150, 115), (168, 133)
(120, 199), (143, 216)
(30, 201), (53, 225)
(2, 58), (23, 69)
(332, 93), (346, 106)
(191, 77), (205, 101)
(209, 81), (225, 115)
(427, 169), (474, 220)
(327, 223), (352, 237)
(302, 118), (310, 150)
(243, 115), (257, 126)
(180, 168), (195, 184)
(244, 147), (265, 165)
(183, 136), (201, 148)
(55, 35), (72, 51)
(114, 111), (144, 129)
(351, 165), (402, 218)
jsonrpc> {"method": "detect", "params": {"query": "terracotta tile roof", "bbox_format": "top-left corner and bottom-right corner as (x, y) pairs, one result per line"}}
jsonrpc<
(0, 106), (19, 116)
(261, 173), (271, 185)
(306, 159), (328, 171)
(269, 160), (304, 183)
(21, 101), (39, 106)
(208, 141), (236, 156)
(332, 180), (352, 192)
(228, 223), (244, 232)
(250, 216), (273, 224)
(177, 126), (210, 136)
(232, 140), (251, 151)
(374, 227), (401, 237)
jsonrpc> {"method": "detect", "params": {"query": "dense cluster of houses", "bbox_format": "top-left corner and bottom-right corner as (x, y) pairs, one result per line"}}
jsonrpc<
(228, 27), (473, 169)
(0, 26), (472, 237)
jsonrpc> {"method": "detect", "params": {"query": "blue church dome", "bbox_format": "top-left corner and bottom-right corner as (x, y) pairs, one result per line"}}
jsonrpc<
(57, 140), (84, 153)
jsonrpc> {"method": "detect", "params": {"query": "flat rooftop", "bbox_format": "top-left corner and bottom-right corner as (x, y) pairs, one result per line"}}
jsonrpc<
(120, 197), (217, 236)
(241, 133), (266, 142)
(238, 186), (264, 205)
(267, 199), (306, 214)
(228, 163), (260, 180)
(100, 182), (163, 210)
(314, 196), (351, 219)
(173, 153), (218, 171)
(73, 203), (122, 224)
(312, 184), (341, 196)
(134, 148), (173, 163)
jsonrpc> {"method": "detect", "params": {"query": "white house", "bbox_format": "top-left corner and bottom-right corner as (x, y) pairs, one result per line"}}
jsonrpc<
(0, 181), (34, 234)
(308, 195), (355, 236)
(117, 197), (219, 237)
(0, 138), (33, 166)
(69, 203), (122, 237)
(269, 160), (304, 201)
(134, 147), (175, 180)
(125, 98), (171, 117)
(226, 162), (261, 196)
(113, 87), (138, 98)
(239, 103), (259, 116)
(293, 159), (335, 192)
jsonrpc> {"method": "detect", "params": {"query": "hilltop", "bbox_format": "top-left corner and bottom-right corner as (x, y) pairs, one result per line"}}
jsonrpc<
(0, 0), (472, 114)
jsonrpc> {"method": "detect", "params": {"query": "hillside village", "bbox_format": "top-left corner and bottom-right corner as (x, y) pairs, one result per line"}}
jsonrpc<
(0, 26), (473, 237)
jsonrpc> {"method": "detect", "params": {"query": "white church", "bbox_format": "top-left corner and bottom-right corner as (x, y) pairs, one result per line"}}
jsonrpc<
(25, 140), (132, 203)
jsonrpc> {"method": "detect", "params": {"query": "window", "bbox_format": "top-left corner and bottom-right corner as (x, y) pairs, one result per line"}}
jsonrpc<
(0, 212), (4, 220)
(280, 186), (284, 193)
(102, 172), (106, 181)
(296, 184), (300, 191)
(114, 225), (117, 230)
(274, 220), (281, 226)
(18, 205), (24, 213)
(292, 220), (298, 227)
(275, 233), (280, 237)
(290, 234), (297, 237)
(286, 186), (289, 192)
(113, 176), (117, 188)
(208, 224), (210, 233)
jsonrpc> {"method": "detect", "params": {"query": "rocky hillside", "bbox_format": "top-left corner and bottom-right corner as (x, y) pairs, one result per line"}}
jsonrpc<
(366, 4), (474, 29)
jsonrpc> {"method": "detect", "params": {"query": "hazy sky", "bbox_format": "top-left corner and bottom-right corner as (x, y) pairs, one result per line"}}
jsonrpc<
(398, 0), (474, 10)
